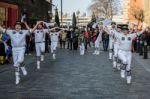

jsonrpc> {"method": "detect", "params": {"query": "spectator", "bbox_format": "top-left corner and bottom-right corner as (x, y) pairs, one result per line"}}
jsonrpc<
(84, 28), (91, 50)
(45, 32), (50, 53)
(92, 29), (97, 46)
(68, 28), (74, 50)
(73, 29), (79, 50)
(142, 27), (150, 51)
(0, 27), (12, 64)
(79, 30), (85, 55)
(102, 31), (109, 51)
(146, 27), (150, 50)
(0, 31), (6, 64)
(25, 35), (32, 55)
(66, 29), (70, 49)
(59, 30), (67, 49)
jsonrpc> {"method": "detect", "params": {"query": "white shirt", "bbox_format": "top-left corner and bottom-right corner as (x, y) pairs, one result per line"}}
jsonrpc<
(2, 29), (29, 47)
(34, 29), (48, 43)
(49, 32), (60, 42)
(108, 28), (117, 41)
(115, 33), (137, 51)
(114, 31), (122, 44)
(95, 30), (103, 43)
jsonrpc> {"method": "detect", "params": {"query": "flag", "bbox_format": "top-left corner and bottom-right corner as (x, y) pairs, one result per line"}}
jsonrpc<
(21, 14), (26, 22)
(103, 19), (112, 26)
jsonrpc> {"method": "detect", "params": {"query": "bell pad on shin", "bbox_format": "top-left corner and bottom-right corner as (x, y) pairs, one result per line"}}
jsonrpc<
(121, 64), (127, 70)
(127, 70), (132, 76)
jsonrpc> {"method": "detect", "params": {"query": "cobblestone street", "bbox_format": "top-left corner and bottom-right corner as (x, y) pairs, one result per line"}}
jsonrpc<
(0, 49), (150, 99)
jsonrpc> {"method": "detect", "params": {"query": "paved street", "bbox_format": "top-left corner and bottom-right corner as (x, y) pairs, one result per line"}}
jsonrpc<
(0, 49), (150, 99)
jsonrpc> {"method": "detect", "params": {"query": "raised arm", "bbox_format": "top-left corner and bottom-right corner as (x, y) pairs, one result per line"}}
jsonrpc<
(43, 22), (55, 28)
(103, 26), (111, 34)
(48, 27), (57, 32)
(24, 22), (30, 30)
(22, 22), (32, 35)
(31, 21), (43, 33)
(58, 28), (66, 35)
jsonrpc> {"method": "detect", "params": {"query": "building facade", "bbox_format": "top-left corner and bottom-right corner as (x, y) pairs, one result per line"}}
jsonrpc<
(0, 0), (18, 27)
(144, 0), (150, 26)
(52, 15), (91, 27)
(0, 0), (52, 27)
(122, 0), (130, 24)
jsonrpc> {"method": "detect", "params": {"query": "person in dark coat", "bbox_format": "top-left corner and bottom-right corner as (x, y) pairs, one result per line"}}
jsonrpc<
(102, 31), (109, 51)
(25, 35), (31, 55)
(68, 29), (74, 50)
(45, 32), (50, 53)
(67, 30), (70, 49)
(0, 30), (6, 64)
(73, 29), (79, 50)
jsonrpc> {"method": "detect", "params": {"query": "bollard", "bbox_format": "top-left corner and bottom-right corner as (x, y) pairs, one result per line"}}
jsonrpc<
(143, 41), (148, 59)
(139, 40), (143, 56)
(136, 39), (139, 53)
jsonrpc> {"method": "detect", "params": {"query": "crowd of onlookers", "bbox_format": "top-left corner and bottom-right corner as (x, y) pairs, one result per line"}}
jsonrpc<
(131, 28), (150, 53)
(0, 24), (150, 65)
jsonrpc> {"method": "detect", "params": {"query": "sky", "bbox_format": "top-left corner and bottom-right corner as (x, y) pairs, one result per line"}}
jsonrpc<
(53, 0), (91, 16)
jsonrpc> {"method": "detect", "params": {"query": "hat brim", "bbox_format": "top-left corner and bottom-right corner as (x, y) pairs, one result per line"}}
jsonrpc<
(14, 22), (22, 26)
(122, 28), (129, 30)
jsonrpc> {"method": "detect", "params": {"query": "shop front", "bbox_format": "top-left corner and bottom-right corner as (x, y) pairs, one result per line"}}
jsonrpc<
(0, 1), (18, 27)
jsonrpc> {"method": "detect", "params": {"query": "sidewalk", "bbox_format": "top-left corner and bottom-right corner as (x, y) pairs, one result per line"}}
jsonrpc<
(133, 52), (150, 73)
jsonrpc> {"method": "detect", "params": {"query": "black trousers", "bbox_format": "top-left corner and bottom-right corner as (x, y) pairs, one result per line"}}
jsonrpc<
(0, 42), (5, 56)
(73, 41), (78, 50)
(69, 39), (73, 50)
(60, 40), (66, 48)
(103, 39), (109, 51)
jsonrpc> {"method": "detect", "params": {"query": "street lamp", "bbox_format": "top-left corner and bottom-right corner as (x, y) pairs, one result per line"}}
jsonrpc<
(48, 10), (52, 22)
(49, 2), (57, 22)
(61, 0), (63, 23)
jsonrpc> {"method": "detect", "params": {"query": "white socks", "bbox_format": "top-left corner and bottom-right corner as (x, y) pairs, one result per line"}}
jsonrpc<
(21, 67), (27, 76)
(37, 61), (40, 69)
(127, 76), (132, 84)
(52, 54), (56, 60)
(93, 50), (100, 55)
(113, 61), (117, 68)
(41, 55), (44, 61)
(121, 70), (125, 78)
(109, 53), (113, 59)
(117, 63), (121, 70)
(93, 50), (96, 55)
(15, 72), (20, 85)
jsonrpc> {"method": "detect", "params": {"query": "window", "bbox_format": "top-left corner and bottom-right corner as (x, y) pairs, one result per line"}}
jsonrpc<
(0, 7), (6, 25)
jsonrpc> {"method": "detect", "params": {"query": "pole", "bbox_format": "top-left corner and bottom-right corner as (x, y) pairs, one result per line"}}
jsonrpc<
(110, 0), (113, 20)
(143, 41), (148, 59)
(61, 0), (63, 25)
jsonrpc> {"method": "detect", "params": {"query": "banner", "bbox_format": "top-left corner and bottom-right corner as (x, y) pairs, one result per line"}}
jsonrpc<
(103, 19), (112, 26)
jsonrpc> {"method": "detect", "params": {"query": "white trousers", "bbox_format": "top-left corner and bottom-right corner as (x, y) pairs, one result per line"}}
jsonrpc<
(12, 47), (25, 67)
(113, 43), (119, 58)
(51, 41), (58, 53)
(95, 40), (100, 48)
(80, 43), (85, 55)
(109, 40), (114, 50)
(118, 50), (132, 71)
(35, 42), (45, 57)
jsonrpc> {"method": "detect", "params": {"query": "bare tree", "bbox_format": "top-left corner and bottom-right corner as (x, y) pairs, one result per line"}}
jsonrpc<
(130, 6), (144, 29)
(88, 0), (119, 19)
